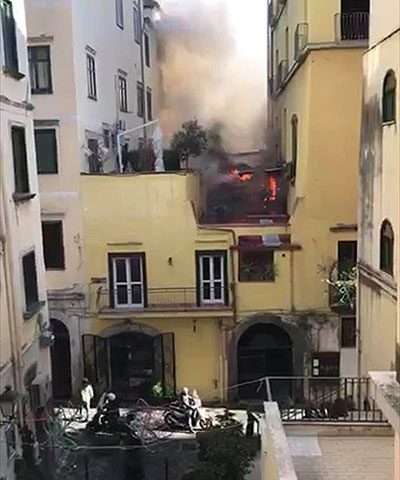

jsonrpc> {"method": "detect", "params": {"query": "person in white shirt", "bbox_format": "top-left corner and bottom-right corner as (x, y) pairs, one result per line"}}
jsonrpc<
(80, 377), (94, 420)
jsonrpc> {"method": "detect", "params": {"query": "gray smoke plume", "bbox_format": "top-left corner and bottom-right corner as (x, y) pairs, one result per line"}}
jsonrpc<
(158, 0), (266, 152)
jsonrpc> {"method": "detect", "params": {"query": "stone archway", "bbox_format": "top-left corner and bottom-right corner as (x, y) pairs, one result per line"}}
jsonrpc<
(228, 314), (308, 402)
(50, 319), (72, 399)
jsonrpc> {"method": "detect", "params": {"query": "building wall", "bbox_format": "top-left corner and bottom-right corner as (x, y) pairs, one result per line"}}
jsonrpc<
(358, 1), (399, 374)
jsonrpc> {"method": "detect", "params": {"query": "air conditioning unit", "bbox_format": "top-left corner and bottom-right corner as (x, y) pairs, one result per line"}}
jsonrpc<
(117, 119), (126, 131)
(30, 374), (52, 408)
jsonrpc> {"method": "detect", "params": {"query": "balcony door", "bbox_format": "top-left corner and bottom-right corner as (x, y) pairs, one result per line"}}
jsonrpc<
(196, 251), (227, 305)
(109, 253), (146, 308)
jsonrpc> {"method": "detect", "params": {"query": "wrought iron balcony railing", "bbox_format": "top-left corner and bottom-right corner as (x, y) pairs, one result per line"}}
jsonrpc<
(294, 23), (309, 60)
(277, 60), (288, 89)
(327, 262), (356, 313)
(335, 11), (369, 41)
(90, 285), (232, 313)
(258, 376), (386, 423)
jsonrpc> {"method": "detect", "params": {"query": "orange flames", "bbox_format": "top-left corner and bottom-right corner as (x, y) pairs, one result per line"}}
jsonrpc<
(230, 168), (253, 182)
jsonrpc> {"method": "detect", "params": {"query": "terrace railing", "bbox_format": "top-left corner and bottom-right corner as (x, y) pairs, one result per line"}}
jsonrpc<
(335, 11), (369, 41)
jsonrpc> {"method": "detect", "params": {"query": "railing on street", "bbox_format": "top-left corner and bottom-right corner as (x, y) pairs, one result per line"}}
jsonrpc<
(294, 23), (309, 60)
(90, 285), (232, 312)
(335, 12), (369, 41)
(277, 60), (289, 90)
(262, 376), (385, 423)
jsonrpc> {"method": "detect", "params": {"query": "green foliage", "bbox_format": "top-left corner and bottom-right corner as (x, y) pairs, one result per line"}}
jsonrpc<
(182, 409), (258, 480)
(170, 119), (208, 163)
(163, 149), (181, 171)
(151, 381), (164, 398)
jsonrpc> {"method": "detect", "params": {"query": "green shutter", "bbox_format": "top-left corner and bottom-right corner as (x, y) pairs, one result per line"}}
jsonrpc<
(35, 129), (58, 174)
(1, 0), (19, 71)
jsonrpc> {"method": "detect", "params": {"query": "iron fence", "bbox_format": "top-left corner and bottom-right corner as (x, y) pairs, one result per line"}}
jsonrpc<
(262, 376), (385, 423)
(336, 12), (369, 41)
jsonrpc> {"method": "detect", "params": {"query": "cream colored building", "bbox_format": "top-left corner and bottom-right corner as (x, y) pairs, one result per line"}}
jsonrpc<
(358, 0), (400, 478)
(25, 0), (161, 397)
(0, 0), (51, 478)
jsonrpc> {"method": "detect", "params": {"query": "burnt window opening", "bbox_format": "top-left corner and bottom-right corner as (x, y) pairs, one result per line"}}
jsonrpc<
(341, 317), (356, 348)
(239, 250), (275, 282)
(380, 220), (394, 275)
(22, 251), (39, 314)
(11, 126), (30, 194)
(312, 352), (340, 377)
(42, 221), (65, 270)
(382, 70), (396, 123)
(35, 128), (58, 174)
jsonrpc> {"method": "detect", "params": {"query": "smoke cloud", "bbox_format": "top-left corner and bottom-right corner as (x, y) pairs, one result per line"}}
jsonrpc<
(158, 0), (267, 152)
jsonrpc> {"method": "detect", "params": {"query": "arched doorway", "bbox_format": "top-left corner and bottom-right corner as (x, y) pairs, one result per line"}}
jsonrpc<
(237, 323), (293, 401)
(50, 319), (72, 399)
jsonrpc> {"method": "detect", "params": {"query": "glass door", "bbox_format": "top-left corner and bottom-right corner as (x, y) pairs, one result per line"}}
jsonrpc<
(199, 254), (225, 304)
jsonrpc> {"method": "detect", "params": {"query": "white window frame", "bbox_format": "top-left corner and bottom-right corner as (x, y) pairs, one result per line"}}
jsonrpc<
(112, 256), (144, 308)
(115, 0), (124, 28)
(199, 254), (225, 304)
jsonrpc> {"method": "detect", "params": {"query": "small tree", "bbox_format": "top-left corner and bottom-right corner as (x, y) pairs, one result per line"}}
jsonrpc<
(170, 119), (208, 168)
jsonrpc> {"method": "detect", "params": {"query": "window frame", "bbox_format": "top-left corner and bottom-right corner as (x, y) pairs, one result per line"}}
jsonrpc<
(118, 74), (128, 112)
(239, 249), (276, 283)
(1, 0), (19, 75)
(22, 250), (39, 315)
(146, 87), (152, 121)
(137, 81), (144, 117)
(115, 0), (124, 29)
(34, 127), (58, 174)
(380, 219), (394, 275)
(28, 45), (53, 94)
(11, 125), (30, 196)
(290, 114), (298, 183)
(195, 250), (229, 306)
(382, 70), (396, 124)
(144, 32), (150, 67)
(108, 252), (147, 309)
(311, 352), (340, 377)
(86, 52), (97, 100)
(42, 220), (65, 270)
(133, 2), (141, 44)
(340, 316), (357, 348)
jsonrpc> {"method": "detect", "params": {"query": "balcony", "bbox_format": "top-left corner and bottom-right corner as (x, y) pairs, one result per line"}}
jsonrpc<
(277, 60), (288, 90)
(90, 285), (233, 314)
(335, 11), (369, 42)
(294, 23), (308, 60)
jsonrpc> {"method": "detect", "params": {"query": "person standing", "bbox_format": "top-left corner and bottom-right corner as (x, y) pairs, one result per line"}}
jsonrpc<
(80, 378), (94, 420)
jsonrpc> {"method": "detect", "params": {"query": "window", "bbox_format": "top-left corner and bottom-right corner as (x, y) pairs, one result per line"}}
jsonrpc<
(380, 220), (394, 275)
(118, 75), (128, 112)
(144, 32), (150, 67)
(1, 0), (18, 72)
(146, 87), (152, 120)
(42, 221), (65, 269)
(239, 250), (275, 282)
(34, 129), (58, 174)
(11, 126), (29, 194)
(133, 2), (141, 43)
(337, 241), (357, 277)
(103, 129), (110, 149)
(109, 254), (146, 308)
(196, 251), (228, 305)
(137, 81), (144, 117)
(115, 0), (124, 28)
(341, 317), (356, 348)
(290, 115), (298, 182)
(312, 352), (340, 377)
(382, 70), (396, 123)
(28, 46), (52, 94)
(86, 53), (97, 100)
(22, 251), (39, 313)
(87, 138), (101, 173)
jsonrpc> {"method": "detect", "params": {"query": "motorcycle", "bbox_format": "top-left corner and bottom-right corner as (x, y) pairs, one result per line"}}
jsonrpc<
(163, 401), (212, 431)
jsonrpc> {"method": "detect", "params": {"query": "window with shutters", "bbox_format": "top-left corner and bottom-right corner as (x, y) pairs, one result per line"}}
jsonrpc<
(133, 2), (141, 43)
(137, 81), (144, 117)
(144, 32), (150, 67)
(34, 128), (58, 174)
(42, 221), (65, 269)
(86, 52), (97, 100)
(380, 220), (394, 275)
(28, 46), (52, 94)
(11, 126), (30, 195)
(146, 87), (152, 120)
(1, 0), (19, 74)
(22, 251), (39, 313)
(109, 253), (146, 308)
(382, 70), (396, 124)
(118, 75), (128, 112)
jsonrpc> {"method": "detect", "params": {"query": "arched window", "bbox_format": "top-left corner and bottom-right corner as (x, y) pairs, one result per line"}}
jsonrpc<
(380, 220), (394, 275)
(290, 115), (298, 182)
(382, 70), (396, 123)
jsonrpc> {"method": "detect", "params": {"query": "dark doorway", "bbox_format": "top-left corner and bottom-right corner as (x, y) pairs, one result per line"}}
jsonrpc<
(340, 0), (369, 40)
(237, 323), (293, 401)
(108, 332), (176, 401)
(50, 319), (72, 399)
